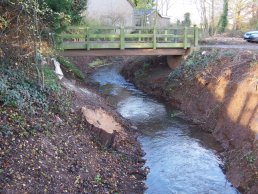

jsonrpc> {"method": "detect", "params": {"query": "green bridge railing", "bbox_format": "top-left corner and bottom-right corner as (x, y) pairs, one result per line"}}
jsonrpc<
(58, 25), (198, 50)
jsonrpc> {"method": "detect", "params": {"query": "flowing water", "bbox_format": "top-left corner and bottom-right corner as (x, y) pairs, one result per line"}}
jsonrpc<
(91, 64), (239, 194)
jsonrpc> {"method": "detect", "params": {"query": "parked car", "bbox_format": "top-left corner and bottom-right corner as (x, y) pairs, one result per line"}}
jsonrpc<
(249, 33), (258, 42)
(243, 31), (258, 42)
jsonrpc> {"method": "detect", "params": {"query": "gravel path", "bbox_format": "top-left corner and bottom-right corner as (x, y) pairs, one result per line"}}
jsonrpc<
(200, 44), (258, 50)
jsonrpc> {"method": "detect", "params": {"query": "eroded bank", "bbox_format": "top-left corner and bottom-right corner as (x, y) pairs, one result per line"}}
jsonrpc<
(121, 49), (258, 193)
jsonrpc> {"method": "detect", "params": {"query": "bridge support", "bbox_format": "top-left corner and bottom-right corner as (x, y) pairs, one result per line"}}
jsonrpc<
(166, 48), (192, 69)
(167, 55), (183, 70)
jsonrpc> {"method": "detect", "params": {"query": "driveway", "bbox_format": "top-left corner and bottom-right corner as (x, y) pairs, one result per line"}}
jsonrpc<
(199, 36), (258, 50)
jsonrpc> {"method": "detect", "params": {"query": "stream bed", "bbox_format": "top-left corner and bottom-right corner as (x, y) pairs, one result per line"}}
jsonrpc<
(91, 64), (239, 194)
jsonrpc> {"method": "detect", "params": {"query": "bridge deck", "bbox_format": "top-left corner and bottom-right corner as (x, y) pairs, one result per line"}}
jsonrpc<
(61, 48), (188, 57)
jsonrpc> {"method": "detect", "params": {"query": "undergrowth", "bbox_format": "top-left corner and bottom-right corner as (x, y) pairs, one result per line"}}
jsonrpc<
(0, 67), (48, 112)
(0, 66), (72, 116)
(43, 66), (61, 92)
(168, 49), (220, 82)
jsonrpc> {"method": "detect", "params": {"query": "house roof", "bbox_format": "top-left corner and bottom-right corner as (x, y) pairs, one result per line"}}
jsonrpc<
(127, 0), (136, 7)
(134, 9), (155, 16)
(134, 9), (169, 19)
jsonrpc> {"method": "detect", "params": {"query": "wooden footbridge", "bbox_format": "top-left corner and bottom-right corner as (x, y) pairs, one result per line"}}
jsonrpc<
(58, 25), (198, 57)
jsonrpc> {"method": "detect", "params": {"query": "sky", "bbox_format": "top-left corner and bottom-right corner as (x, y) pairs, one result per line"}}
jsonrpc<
(157, 0), (202, 24)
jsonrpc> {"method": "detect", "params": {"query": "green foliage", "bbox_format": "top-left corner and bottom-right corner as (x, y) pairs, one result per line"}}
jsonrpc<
(222, 50), (236, 57)
(182, 12), (191, 27)
(143, 63), (150, 70)
(170, 111), (183, 118)
(57, 56), (85, 80)
(0, 67), (49, 112)
(43, 66), (61, 91)
(169, 49), (219, 82)
(134, 62), (150, 77)
(244, 152), (256, 164)
(133, 0), (155, 8)
(95, 174), (102, 183)
(0, 16), (8, 29)
(41, 0), (87, 33)
(0, 65), (74, 119)
(82, 19), (102, 28)
(49, 89), (73, 117)
(217, 0), (228, 33)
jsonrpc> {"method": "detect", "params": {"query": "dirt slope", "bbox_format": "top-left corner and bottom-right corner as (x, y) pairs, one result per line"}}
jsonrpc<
(0, 76), (146, 193)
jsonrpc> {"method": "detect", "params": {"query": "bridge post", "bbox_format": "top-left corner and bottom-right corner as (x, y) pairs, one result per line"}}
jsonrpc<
(184, 27), (188, 49)
(59, 34), (64, 50)
(120, 27), (125, 50)
(138, 30), (142, 42)
(153, 27), (157, 49)
(194, 25), (199, 47)
(86, 27), (90, 50)
(165, 30), (168, 42)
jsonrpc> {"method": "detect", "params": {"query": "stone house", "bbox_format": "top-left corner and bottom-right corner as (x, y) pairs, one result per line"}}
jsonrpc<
(134, 9), (170, 27)
(85, 0), (135, 26)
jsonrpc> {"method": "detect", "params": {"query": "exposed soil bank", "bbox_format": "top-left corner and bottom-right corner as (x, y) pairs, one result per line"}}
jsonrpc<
(121, 49), (258, 193)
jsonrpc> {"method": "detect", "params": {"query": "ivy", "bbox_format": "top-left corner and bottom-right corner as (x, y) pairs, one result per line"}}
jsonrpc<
(217, 0), (229, 33)
(169, 49), (220, 82)
(0, 67), (49, 112)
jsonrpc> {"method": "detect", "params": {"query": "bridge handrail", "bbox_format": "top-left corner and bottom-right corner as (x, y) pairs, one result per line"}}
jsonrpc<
(67, 25), (196, 30)
(58, 25), (199, 50)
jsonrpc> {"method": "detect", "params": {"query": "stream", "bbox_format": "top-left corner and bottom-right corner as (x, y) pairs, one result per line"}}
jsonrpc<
(91, 64), (239, 194)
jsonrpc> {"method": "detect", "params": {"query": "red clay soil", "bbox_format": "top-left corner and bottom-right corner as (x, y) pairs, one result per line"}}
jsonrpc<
(121, 49), (258, 194)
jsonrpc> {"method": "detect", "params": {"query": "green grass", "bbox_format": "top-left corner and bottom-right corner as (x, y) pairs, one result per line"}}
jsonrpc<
(57, 56), (85, 80)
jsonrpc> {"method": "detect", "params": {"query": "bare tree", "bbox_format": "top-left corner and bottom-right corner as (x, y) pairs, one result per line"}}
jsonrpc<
(211, 0), (215, 34)
(194, 0), (224, 35)
(249, 0), (258, 28)
(157, 0), (175, 16)
(199, 0), (209, 33)
(229, 0), (254, 30)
